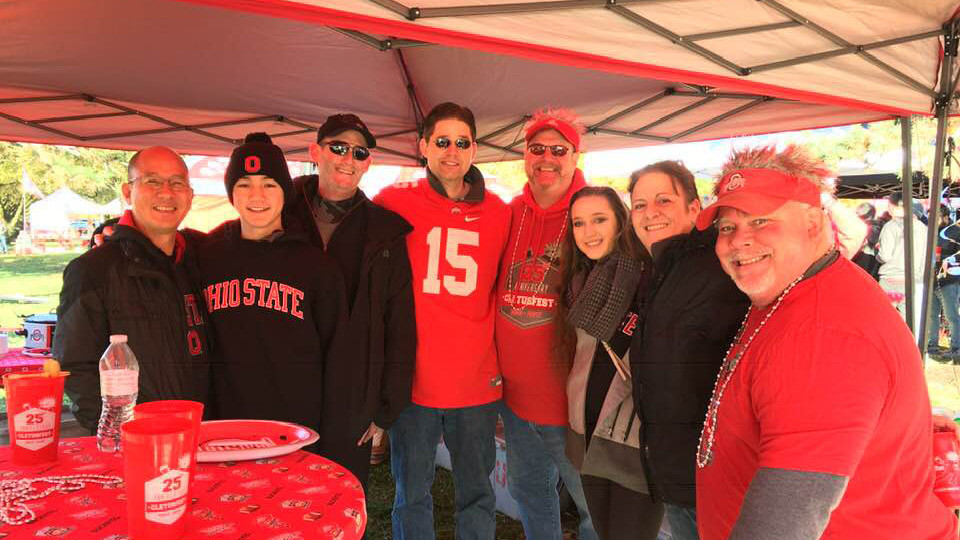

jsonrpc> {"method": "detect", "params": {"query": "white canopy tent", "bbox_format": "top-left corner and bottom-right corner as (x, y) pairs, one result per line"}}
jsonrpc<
(1, 0), (959, 346)
(28, 188), (111, 234)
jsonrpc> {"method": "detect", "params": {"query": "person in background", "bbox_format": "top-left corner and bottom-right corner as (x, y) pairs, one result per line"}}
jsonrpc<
(495, 107), (597, 540)
(878, 191), (929, 328)
(54, 146), (211, 431)
(694, 144), (956, 540)
(851, 202), (883, 280)
(558, 186), (663, 540)
(627, 161), (749, 540)
(198, 133), (346, 441)
(286, 113), (416, 490)
(927, 205), (960, 362)
(375, 102), (511, 540)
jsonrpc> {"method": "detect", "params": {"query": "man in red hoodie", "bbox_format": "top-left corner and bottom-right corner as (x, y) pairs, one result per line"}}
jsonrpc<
(495, 109), (598, 540)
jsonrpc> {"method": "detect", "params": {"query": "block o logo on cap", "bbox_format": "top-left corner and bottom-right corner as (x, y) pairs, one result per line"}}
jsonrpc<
(244, 156), (261, 173)
(724, 173), (745, 192)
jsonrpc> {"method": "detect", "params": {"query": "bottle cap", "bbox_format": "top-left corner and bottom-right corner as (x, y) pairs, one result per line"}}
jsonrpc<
(109, 335), (128, 344)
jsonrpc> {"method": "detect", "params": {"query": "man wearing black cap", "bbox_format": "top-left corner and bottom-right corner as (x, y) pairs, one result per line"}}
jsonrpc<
(288, 114), (416, 488)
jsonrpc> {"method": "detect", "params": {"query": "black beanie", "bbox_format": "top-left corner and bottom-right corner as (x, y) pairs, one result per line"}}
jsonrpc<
(224, 132), (293, 203)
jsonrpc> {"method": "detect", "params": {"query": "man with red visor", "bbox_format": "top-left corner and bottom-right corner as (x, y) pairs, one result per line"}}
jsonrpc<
(495, 108), (598, 540)
(55, 146), (211, 432)
(694, 145), (956, 540)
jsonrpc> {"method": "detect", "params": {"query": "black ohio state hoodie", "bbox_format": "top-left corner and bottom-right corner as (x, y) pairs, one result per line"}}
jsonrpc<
(198, 219), (347, 435)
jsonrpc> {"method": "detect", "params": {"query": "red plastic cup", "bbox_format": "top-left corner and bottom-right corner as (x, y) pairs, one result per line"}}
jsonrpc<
(122, 417), (194, 539)
(933, 429), (960, 508)
(3, 371), (68, 465)
(134, 400), (203, 482)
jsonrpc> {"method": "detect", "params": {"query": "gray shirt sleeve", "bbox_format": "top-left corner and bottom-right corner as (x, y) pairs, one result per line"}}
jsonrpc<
(729, 467), (849, 540)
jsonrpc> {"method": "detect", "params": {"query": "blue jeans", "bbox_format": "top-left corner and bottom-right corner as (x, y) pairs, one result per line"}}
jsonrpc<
(664, 504), (699, 540)
(928, 282), (960, 350)
(500, 403), (599, 540)
(389, 401), (499, 540)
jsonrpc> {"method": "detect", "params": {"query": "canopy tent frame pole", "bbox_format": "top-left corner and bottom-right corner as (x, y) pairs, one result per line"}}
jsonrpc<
(586, 90), (672, 132)
(368, 0), (943, 100)
(917, 19), (960, 352)
(901, 116), (916, 336)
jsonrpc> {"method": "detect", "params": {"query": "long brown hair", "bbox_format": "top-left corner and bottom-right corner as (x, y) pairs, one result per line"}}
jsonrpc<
(554, 186), (642, 366)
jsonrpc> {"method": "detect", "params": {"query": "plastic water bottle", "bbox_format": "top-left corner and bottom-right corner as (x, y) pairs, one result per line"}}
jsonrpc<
(96, 335), (139, 452)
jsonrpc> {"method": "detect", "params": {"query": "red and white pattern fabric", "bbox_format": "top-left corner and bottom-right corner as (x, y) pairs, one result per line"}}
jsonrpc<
(0, 437), (366, 539)
(0, 349), (46, 385)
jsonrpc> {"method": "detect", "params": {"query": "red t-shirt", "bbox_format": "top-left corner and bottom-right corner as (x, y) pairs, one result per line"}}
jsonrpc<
(375, 179), (510, 408)
(696, 257), (957, 540)
(495, 172), (587, 426)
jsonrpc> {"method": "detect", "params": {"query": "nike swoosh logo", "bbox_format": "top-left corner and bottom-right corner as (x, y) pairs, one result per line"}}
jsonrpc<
(465, 216), (480, 222)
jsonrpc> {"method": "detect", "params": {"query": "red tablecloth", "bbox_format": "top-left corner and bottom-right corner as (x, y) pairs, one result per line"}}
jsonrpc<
(0, 348), (46, 385)
(0, 437), (367, 539)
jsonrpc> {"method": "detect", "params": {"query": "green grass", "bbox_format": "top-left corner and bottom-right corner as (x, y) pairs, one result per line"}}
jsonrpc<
(0, 252), (78, 348)
(366, 461), (579, 539)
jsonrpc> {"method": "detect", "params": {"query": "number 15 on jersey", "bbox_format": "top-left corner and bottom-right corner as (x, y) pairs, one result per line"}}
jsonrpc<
(422, 226), (479, 297)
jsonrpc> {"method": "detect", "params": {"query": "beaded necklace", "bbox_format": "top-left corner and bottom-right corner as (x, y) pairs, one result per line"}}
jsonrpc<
(696, 248), (838, 468)
(695, 274), (803, 468)
(506, 204), (567, 293)
(0, 474), (122, 525)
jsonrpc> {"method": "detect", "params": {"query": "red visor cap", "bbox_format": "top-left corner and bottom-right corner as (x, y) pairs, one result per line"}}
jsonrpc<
(695, 168), (822, 230)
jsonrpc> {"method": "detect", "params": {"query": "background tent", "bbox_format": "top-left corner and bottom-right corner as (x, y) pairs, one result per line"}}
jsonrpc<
(0, 0), (957, 165)
(28, 188), (110, 234)
(2, 0), (960, 346)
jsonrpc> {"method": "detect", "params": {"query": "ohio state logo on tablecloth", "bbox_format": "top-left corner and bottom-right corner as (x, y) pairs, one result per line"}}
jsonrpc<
(144, 467), (189, 525)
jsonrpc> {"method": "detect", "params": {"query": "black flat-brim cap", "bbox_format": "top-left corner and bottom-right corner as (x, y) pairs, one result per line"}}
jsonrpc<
(316, 113), (377, 149)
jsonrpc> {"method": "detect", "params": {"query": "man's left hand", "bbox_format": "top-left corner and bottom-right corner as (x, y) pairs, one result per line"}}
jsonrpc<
(357, 422), (384, 446)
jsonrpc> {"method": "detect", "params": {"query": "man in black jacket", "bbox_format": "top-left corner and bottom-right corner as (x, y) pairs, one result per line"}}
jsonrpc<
(288, 114), (416, 489)
(54, 146), (211, 432)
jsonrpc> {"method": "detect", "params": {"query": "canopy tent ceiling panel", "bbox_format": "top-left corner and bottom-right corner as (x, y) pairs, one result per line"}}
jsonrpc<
(0, 0), (956, 165)
(303, 0), (957, 111)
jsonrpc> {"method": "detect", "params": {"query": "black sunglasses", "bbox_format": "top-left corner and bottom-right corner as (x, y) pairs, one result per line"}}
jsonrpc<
(326, 141), (370, 161)
(527, 144), (570, 157)
(433, 136), (473, 150)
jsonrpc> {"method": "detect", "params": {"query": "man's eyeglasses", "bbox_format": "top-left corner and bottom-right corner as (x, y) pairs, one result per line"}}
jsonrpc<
(433, 136), (473, 150)
(326, 141), (370, 161)
(527, 144), (571, 157)
(132, 175), (191, 192)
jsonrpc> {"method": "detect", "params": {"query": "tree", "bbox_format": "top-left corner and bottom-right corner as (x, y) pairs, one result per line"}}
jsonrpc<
(0, 142), (131, 240)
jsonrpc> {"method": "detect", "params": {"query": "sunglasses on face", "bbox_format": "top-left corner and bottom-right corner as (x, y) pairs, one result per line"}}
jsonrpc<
(433, 136), (473, 150)
(527, 144), (571, 157)
(326, 141), (370, 161)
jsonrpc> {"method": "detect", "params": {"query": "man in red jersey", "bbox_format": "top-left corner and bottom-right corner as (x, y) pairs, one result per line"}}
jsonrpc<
(375, 102), (511, 540)
(494, 108), (597, 540)
(694, 144), (957, 540)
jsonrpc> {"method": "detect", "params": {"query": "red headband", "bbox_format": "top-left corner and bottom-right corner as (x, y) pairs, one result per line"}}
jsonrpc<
(525, 117), (581, 151)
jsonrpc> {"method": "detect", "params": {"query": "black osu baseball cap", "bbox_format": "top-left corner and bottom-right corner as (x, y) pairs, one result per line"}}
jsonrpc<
(316, 114), (377, 149)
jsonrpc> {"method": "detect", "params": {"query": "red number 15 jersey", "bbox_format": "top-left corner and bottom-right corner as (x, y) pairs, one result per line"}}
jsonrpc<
(375, 178), (510, 408)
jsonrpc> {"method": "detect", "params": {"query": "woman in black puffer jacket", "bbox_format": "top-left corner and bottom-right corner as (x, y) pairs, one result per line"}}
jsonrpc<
(627, 161), (749, 540)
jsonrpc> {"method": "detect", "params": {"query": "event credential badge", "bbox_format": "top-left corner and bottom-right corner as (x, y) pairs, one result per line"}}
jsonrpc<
(13, 400), (56, 450)
(144, 465), (190, 525)
(500, 242), (562, 329)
